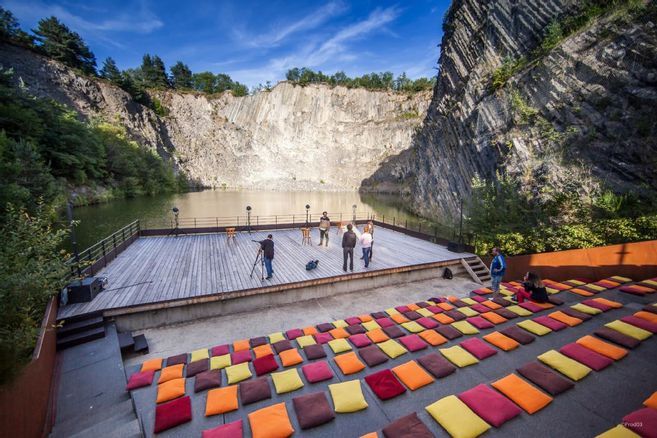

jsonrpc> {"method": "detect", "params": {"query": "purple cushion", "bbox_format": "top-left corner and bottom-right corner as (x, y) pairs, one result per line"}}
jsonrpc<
(382, 413), (433, 438)
(202, 419), (242, 438)
(534, 316), (568, 331)
(395, 305), (411, 313)
(594, 327), (640, 349)
(398, 334), (428, 352)
(301, 361), (334, 383)
(416, 302), (430, 308)
(500, 326), (535, 344)
(458, 384), (522, 427)
(581, 299), (612, 311)
(403, 311), (422, 321)
(250, 336), (267, 348)
(303, 344), (326, 360)
(166, 354), (188, 366)
(467, 316), (494, 329)
(239, 377), (272, 405)
(231, 350), (252, 364)
(494, 308), (518, 319)
(349, 334), (372, 348)
(622, 408), (657, 438)
(375, 317), (396, 328)
(194, 370), (221, 393)
(519, 301), (543, 312)
(562, 308), (593, 321)
(516, 362), (574, 396)
(346, 325), (366, 335)
(492, 297), (513, 307)
(286, 328), (303, 340)
(559, 343), (613, 371)
(293, 391), (335, 429)
(383, 325), (404, 339)
(317, 323), (334, 332)
(452, 299), (469, 308)
(417, 353), (456, 378)
(436, 325), (462, 340)
(253, 354), (279, 376)
(621, 316), (657, 333)
(345, 317), (362, 325)
(445, 310), (466, 321)
(371, 311), (388, 319)
(460, 338), (497, 360)
(426, 305), (443, 314)
(358, 345), (389, 367)
(416, 317), (439, 329)
(126, 370), (154, 390)
(548, 296), (564, 305)
(471, 296), (487, 303)
(154, 396), (192, 433)
(186, 359), (208, 377)
(364, 369), (406, 400)
(272, 340), (293, 354)
(470, 304), (490, 313)
(314, 332), (333, 344)
(210, 345), (229, 357)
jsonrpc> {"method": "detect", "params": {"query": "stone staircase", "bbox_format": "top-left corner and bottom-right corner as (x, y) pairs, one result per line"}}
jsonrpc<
(461, 256), (491, 284)
(50, 323), (143, 438)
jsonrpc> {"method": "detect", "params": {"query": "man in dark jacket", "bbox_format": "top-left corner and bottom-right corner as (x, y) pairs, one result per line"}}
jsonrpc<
(342, 224), (357, 272)
(259, 234), (275, 279)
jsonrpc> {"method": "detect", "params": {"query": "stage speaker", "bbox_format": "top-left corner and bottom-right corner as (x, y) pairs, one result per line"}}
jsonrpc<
(447, 242), (467, 253)
(66, 277), (104, 304)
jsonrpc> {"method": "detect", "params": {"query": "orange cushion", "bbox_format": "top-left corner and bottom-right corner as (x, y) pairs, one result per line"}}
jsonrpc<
(644, 391), (657, 409)
(592, 298), (623, 309)
(392, 361), (434, 390)
(253, 344), (274, 359)
(437, 302), (455, 311)
(360, 433), (378, 438)
(483, 332), (519, 351)
(531, 302), (555, 310)
(491, 374), (552, 414)
(390, 314), (409, 324)
(279, 348), (304, 367)
(548, 311), (582, 327)
(407, 303), (420, 311)
(570, 288), (594, 297)
(481, 301), (502, 310)
(446, 296), (458, 302)
(248, 402), (294, 438)
(366, 329), (390, 343)
(635, 311), (657, 324)
(433, 313), (455, 324)
(303, 326), (319, 335)
(158, 364), (184, 384)
(205, 385), (238, 415)
(156, 377), (186, 403)
(334, 352), (366, 375)
(358, 314), (374, 322)
(481, 312), (507, 324)
(141, 358), (163, 372)
(419, 330), (448, 346)
(329, 328), (350, 339)
(233, 339), (250, 352)
(576, 335), (628, 360)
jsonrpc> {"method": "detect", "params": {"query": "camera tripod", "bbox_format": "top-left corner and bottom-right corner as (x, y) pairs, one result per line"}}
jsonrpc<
(167, 211), (187, 237)
(249, 245), (265, 281)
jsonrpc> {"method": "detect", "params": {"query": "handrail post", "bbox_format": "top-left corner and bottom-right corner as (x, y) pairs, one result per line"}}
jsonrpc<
(102, 241), (107, 267)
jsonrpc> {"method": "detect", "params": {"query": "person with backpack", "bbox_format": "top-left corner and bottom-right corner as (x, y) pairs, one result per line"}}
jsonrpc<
(318, 212), (331, 246)
(489, 247), (506, 296)
(342, 224), (357, 272)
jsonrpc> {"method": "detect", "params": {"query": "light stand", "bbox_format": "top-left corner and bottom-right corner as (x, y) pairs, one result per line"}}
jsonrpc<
(305, 204), (310, 225)
(167, 207), (186, 237)
(352, 204), (357, 224)
(246, 205), (252, 234)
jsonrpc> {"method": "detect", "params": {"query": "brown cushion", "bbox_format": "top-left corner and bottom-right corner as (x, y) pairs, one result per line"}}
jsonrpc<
(358, 345), (389, 367)
(494, 308), (518, 319)
(403, 311), (422, 321)
(166, 354), (188, 366)
(436, 325), (463, 340)
(500, 326), (535, 344)
(594, 327), (641, 349)
(317, 323), (334, 332)
(303, 344), (327, 360)
(445, 310), (466, 321)
(383, 412), (434, 438)
(186, 359), (209, 377)
(492, 297), (513, 307)
(239, 377), (272, 405)
(516, 362), (574, 396)
(417, 352), (456, 378)
(250, 337), (268, 348)
(194, 370), (221, 393)
(346, 324), (366, 335)
(272, 340), (293, 354)
(292, 391), (335, 429)
(562, 308), (593, 321)
(383, 326), (404, 339)
(371, 311), (387, 319)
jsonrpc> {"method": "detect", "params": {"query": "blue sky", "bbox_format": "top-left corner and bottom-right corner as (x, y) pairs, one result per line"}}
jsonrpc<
(2, 0), (451, 88)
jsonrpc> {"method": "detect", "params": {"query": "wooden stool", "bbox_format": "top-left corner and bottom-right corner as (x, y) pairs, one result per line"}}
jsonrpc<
(226, 227), (236, 244)
(301, 228), (311, 245)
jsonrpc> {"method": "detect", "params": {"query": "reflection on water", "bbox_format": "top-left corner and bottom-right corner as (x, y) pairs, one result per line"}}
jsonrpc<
(69, 190), (455, 250)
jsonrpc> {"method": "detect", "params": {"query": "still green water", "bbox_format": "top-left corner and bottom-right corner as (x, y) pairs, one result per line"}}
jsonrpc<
(70, 190), (454, 250)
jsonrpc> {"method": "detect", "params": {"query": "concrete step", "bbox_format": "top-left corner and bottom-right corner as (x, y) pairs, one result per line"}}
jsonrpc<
(50, 398), (134, 438)
(57, 316), (104, 339)
(56, 326), (106, 350)
(67, 410), (139, 438)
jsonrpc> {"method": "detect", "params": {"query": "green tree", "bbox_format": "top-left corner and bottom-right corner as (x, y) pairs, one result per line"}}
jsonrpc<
(170, 61), (193, 89)
(192, 71), (216, 94)
(99, 57), (122, 84)
(215, 73), (233, 93)
(231, 82), (248, 97)
(0, 6), (33, 46)
(32, 16), (96, 75)
(140, 54), (169, 88)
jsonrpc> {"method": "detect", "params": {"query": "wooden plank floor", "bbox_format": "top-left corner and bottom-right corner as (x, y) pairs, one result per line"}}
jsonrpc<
(58, 227), (474, 319)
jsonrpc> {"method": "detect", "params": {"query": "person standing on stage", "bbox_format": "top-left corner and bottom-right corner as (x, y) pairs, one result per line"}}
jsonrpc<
(489, 247), (506, 296)
(318, 211), (331, 246)
(367, 220), (374, 260)
(259, 234), (275, 279)
(359, 226), (373, 268)
(342, 224), (357, 272)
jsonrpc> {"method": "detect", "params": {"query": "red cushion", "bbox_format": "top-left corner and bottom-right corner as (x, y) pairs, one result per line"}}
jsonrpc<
(533, 316), (568, 331)
(467, 316), (494, 329)
(470, 304), (490, 313)
(398, 334), (428, 352)
(416, 317), (439, 329)
(621, 316), (657, 333)
(460, 338), (497, 360)
(202, 419), (243, 438)
(286, 328), (303, 340)
(126, 370), (154, 390)
(471, 296), (487, 303)
(559, 343), (613, 371)
(581, 299), (612, 311)
(472, 288), (492, 295)
(230, 350), (252, 364)
(395, 305), (411, 313)
(619, 285), (649, 296)
(210, 345), (230, 357)
(154, 395), (192, 433)
(301, 361), (333, 383)
(458, 384), (522, 427)
(364, 369), (406, 400)
(375, 317), (395, 328)
(426, 305), (444, 313)
(622, 408), (657, 438)
(518, 302), (543, 312)
(253, 354), (279, 376)
(345, 317), (361, 325)
(348, 334), (372, 348)
(314, 332), (333, 344)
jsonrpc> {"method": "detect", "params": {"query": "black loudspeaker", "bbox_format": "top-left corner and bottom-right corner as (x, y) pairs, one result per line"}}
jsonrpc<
(67, 277), (104, 304)
(447, 242), (467, 253)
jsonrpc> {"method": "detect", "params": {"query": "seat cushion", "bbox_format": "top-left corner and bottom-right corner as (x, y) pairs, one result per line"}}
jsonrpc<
(210, 344), (230, 357)
(253, 354), (279, 376)
(248, 402), (295, 438)
(375, 317), (396, 328)
(250, 337), (268, 348)
(548, 311), (583, 327)
(460, 337), (498, 360)
(537, 350), (592, 381)
(644, 391), (657, 410)
(425, 395), (491, 438)
(296, 335), (317, 348)
(126, 370), (154, 391)
(506, 305), (533, 316)
(141, 358), (163, 372)
(581, 299), (613, 312)
(253, 344), (274, 359)
(480, 311), (507, 324)
(458, 383), (522, 427)
(329, 379), (369, 413)
(418, 330), (448, 346)
(239, 376), (272, 405)
(517, 320), (552, 336)
(293, 392), (335, 430)
(594, 327), (641, 349)
(194, 370), (221, 393)
(494, 308), (518, 319)
(314, 332), (333, 344)
(367, 328), (391, 343)
(467, 316), (494, 329)
(329, 328), (350, 339)
(286, 328), (304, 340)
(154, 396), (192, 433)
(230, 350), (253, 365)
(272, 339), (293, 354)
(576, 335), (628, 360)
(622, 408), (657, 438)
(533, 316), (567, 331)
(362, 320), (381, 331)
(392, 360), (434, 390)
(570, 303), (602, 315)
(279, 348), (304, 367)
(398, 334), (429, 352)
(334, 351), (366, 375)
(417, 352), (456, 378)
(378, 339), (408, 359)
(358, 344), (390, 367)
(301, 361), (334, 383)
(205, 385), (238, 415)
(559, 343), (613, 371)
(500, 326), (535, 344)
(451, 320), (480, 335)
(156, 377), (186, 403)
(186, 359), (209, 377)
(383, 325), (405, 339)
(445, 310), (466, 321)
(416, 317), (439, 329)
(382, 413), (434, 438)
(271, 368), (304, 394)
(562, 308), (593, 321)
(621, 315), (657, 333)
(483, 331), (519, 351)
(210, 354), (231, 370)
(605, 320), (652, 340)
(317, 322), (334, 332)
(303, 344), (326, 360)
(233, 339), (250, 352)
(328, 338), (353, 354)
(516, 362), (574, 396)
(401, 321), (425, 333)
(491, 373), (553, 414)
(364, 369), (406, 400)
(519, 301), (545, 313)
(439, 345), (479, 368)
(349, 333), (373, 348)
(201, 419), (242, 438)
(166, 354), (188, 366)
(346, 324), (366, 335)
(225, 362), (252, 384)
(436, 325), (463, 340)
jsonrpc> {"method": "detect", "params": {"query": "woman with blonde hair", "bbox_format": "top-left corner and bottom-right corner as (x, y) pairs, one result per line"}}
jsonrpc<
(514, 271), (549, 303)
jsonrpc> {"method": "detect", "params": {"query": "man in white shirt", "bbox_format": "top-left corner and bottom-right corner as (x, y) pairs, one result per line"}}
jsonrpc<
(359, 227), (373, 268)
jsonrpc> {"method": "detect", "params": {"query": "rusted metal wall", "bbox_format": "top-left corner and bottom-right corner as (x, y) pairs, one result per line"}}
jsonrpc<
(0, 297), (58, 438)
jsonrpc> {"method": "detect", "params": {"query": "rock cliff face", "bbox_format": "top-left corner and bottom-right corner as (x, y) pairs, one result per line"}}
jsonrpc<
(362, 0), (657, 219)
(0, 43), (429, 190)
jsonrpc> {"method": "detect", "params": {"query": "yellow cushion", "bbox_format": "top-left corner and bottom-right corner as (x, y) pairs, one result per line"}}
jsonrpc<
(156, 377), (185, 403)
(329, 338), (352, 354)
(332, 320), (348, 328)
(537, 350), (591, 381)
(439, 346), (479, 368)
(595, 425), (640, 438)
(271, 368), (304, 394)
(461, 298), (477, 305)
(571, 303), (602, 315)
(268, 332), (285, 343)
(296, 335), (317, 348)
(329, 380), (368, 413)
(517, 320), (552, 336)
(190, 348), (210, 363)
(377, 340), (408, 358)
(586, 284), (606, 291)
(457, 307), (478, 317)
(451, 321), (479, 335)
(225, 362), (252, 384)
(362, 320), (381, 331)
(205, 385), (238, 415)
(158, 364), (184, 384)
(210, 354), (231, 370)
(401, 321), (424, 333)
(609, 276), (632, 283)
(507, 305), (532, 316)
(141, 358), (163, 372)
(385, 307), (400, 315)
(425, 395), (491, 438)
(605, 320), (652, 340)
(417, 308), (433, 317)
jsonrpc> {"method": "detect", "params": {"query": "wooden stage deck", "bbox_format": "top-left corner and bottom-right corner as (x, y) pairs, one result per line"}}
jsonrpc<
(58, 227), (474, 319)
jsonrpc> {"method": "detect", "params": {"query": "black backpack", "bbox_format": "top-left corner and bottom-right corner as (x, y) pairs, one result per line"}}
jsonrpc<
(306, 260), (319, 270)
(443, 267), (453, 280)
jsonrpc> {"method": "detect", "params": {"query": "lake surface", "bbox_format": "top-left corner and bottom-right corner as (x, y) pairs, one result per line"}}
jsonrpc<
(70, 190), (455, 250)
